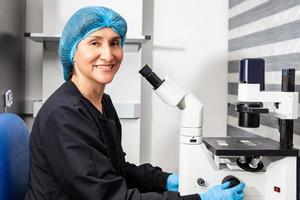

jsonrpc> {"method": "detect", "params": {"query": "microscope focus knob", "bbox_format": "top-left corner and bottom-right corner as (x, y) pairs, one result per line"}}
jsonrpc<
(197, 178), (206, 186)
(221, 175), (240, 188)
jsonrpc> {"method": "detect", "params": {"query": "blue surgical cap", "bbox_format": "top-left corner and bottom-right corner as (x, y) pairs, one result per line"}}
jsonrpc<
(58, 6), (127, 81)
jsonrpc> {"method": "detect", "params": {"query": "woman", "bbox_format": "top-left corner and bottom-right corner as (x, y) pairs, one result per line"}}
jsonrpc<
(25, 6), (244, 200)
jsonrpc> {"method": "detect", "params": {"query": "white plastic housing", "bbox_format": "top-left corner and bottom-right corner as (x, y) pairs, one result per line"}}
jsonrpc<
(238, 83), (298, 119)
(154, 76), (188, 107)
(179, 142), (297, 200)
(178, 93), (203, 131)
(154, 76), (203, 135)
(180, 127), (202, 138)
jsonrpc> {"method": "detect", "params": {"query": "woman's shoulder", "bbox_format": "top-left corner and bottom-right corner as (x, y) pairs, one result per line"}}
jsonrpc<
(35, 82), (84, 121)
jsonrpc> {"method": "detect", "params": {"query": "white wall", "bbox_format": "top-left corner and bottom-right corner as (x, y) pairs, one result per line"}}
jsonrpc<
(42, 0), (143, 36)
(141, 0), (228, 172)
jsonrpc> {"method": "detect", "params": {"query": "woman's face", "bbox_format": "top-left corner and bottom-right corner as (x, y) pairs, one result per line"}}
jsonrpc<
(73, 28), (123, 85)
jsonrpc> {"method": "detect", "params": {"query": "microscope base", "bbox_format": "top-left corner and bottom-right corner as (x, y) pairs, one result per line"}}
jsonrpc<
(179, 141), (297, 200)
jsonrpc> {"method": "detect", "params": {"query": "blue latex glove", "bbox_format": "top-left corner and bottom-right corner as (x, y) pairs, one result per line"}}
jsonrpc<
(200, 182), (245, 200)
(166, 174), (179, 192)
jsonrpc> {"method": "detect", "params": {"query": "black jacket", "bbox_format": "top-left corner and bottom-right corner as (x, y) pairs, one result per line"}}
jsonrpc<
(25, 81), (199, 200)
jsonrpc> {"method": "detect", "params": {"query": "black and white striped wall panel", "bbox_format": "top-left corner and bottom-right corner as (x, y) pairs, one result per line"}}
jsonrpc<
(228, 0), (300, 148)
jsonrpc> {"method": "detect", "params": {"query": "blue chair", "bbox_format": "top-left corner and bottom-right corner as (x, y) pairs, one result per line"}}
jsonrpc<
(0, 113), (30, 200)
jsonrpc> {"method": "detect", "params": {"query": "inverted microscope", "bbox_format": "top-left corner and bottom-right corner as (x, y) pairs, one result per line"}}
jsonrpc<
(139, 59), (299, 200)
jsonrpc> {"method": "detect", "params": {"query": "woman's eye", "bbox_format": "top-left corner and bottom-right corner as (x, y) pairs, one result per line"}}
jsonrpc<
(91, 41), (100, 46)
(112, 40), (121, 46)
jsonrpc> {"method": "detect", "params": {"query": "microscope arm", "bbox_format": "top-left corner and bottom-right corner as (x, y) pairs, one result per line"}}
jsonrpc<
(139, 65), (204, 138)
(155, 76), (204, 137)
(238, 83), (298, 119)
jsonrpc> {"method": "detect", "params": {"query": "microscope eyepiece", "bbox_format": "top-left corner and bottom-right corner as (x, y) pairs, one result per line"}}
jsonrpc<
(139, 64), (152, 77)
(139, 65), (164, 90)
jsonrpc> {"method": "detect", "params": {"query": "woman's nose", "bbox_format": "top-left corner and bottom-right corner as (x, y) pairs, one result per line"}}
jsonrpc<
(100, 45), (113, 61)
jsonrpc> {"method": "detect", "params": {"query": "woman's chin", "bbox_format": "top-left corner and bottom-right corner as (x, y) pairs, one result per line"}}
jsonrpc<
(95, 78), (114, 85)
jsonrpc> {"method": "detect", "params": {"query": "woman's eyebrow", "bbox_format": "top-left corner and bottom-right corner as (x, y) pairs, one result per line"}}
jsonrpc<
(88, 35), (121, 40)
(88, 36), (103, 39)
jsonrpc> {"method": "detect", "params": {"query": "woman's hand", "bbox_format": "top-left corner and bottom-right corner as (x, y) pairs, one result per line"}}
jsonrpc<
(166, 174), (179, 192)
(199, 182), (245, 200)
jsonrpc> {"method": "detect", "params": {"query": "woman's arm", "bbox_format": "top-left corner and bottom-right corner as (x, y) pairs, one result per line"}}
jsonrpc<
(125, 162), (170, 192)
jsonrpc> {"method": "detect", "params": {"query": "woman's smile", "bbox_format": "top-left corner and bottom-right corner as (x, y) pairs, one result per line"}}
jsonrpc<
(94, 64), (114, 71)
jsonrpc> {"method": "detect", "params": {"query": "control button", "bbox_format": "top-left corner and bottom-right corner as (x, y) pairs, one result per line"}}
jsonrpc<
(190, 139), (197, 143)
(274, 186), (281, 193)
(197, 178), (206, 186)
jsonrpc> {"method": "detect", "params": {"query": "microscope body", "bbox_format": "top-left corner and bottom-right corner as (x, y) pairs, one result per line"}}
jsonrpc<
(139, 62), (299, 200)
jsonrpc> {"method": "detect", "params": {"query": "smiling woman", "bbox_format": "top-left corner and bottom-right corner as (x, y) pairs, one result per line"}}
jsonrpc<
(24, 6), (200, 200)
(71, 28), (124, 112)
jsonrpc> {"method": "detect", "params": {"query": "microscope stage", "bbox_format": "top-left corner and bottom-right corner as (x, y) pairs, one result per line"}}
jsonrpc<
(202, 137), (299, 156)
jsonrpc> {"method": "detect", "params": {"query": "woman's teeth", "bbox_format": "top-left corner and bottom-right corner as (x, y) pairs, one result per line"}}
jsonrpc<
(95, 65), (113, 69)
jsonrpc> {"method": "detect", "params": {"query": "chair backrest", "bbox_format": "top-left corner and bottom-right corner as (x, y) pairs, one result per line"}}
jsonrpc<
(0, 113), (30, 200)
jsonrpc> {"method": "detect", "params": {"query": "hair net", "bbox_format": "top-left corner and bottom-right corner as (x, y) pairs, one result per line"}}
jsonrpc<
(58, 6), (127, 80)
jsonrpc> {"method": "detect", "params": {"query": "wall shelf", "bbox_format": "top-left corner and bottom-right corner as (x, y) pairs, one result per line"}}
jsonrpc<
(24, 32), (151, 52)
(24, 100), (140, 119)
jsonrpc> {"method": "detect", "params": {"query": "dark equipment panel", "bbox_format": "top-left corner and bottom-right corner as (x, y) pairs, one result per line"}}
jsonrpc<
(202, 137), (299, 157)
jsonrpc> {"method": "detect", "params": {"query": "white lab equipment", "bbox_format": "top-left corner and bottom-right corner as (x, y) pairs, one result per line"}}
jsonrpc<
(139, 61), (299, 200)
